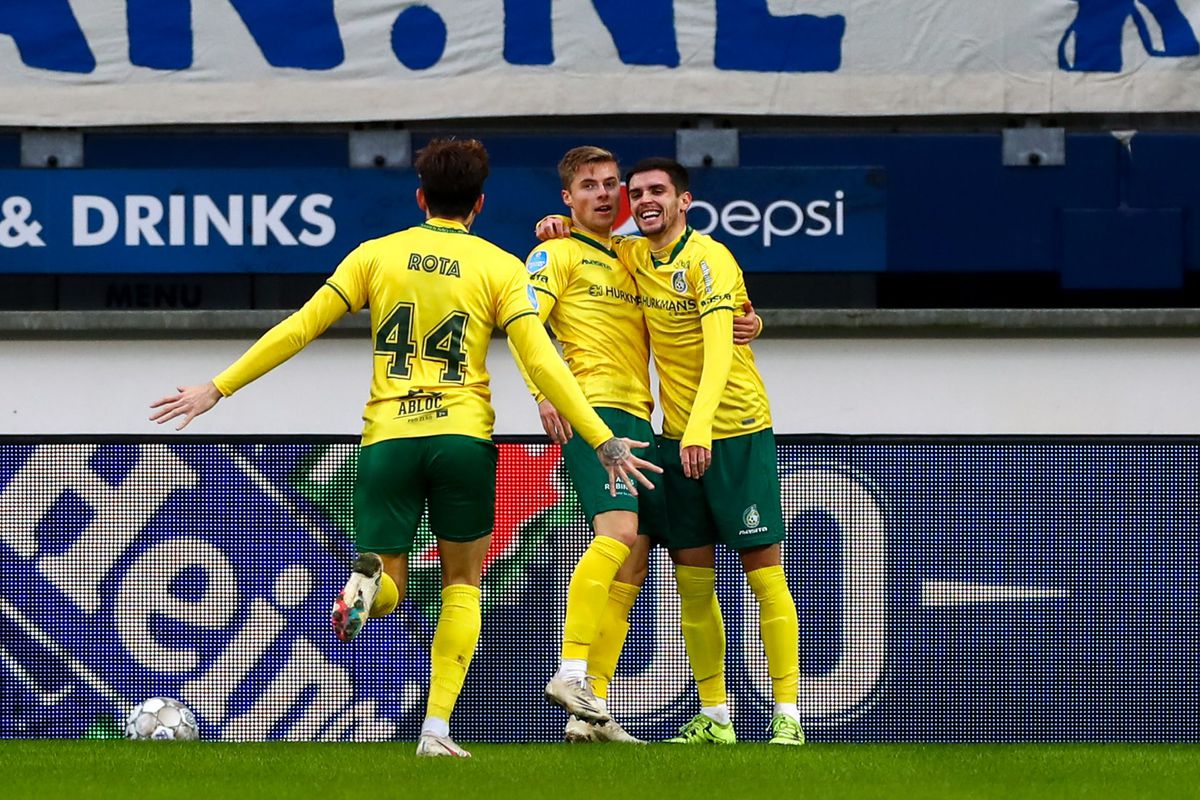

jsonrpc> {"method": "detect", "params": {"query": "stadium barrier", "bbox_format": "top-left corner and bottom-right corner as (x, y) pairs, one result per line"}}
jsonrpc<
(1, 436), (1196, 742)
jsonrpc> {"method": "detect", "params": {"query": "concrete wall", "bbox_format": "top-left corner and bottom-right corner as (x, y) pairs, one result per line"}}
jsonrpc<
(3, 335), (1197, 436)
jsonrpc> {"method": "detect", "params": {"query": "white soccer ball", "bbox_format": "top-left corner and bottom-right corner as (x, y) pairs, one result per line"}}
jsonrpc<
(124, 697), (200, 741)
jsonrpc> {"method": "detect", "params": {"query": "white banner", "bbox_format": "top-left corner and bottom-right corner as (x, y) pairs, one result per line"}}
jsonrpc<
(0, 0), (1198, 125)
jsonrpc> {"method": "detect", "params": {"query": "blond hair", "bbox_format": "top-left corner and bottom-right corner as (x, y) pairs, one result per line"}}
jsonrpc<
(557, 146), (619, 190)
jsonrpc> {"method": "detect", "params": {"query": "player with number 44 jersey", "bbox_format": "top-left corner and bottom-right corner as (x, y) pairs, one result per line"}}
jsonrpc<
(149, 139), (660, 759)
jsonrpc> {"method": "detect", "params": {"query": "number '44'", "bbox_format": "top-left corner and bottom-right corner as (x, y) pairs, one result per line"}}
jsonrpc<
(374, 302), (469, 383)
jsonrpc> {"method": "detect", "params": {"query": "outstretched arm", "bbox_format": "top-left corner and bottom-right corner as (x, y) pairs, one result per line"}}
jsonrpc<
(149, 284), (349, 430)
(149, 382), (223, 430)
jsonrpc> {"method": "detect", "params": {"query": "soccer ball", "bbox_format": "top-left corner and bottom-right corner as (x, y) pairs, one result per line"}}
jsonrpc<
(124, 697), (200, 741)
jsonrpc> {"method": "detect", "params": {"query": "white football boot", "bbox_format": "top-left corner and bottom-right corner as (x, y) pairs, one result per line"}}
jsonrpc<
(330, 552), (382, 643)
(544, 674), (610, 724)
(564, 714), (644, 744)
(416, 733), (472, 758)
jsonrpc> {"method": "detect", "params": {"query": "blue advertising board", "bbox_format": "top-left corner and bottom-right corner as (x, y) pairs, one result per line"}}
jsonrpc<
(1, 438), (1196, 742)
(0, 167), (885, 275)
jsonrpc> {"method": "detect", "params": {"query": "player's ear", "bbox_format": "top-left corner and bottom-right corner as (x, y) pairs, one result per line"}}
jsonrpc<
(415, 188), (428, 213)
(561, 188), (573, 209)
(679, 191), (693, 212)
(474, 194), (486, 215)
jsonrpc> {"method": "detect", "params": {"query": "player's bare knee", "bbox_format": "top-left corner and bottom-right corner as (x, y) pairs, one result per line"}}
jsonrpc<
(738, 542), (782, 572)
(381, 554), (410, 601)
(670, 544), (716, 569)
(615, 538), (651, 586)
(593, 510), (639, 548)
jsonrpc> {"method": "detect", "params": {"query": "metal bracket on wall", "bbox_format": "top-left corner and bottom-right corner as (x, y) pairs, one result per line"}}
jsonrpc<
(21, 131), (83, 168)
(677, 119), (739, 167)
(349, 129), (411, 168)
(1002, 123), (1065, 167)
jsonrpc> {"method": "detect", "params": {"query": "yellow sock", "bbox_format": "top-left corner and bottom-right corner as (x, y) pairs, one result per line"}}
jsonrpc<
(562, 536), (631, 661)
(426, 584), (482, 721)
(368, 573), (400, 619)
(587, 581), (640, 700)
(747, 566), (799, 706)
(674, 565), (727, 708)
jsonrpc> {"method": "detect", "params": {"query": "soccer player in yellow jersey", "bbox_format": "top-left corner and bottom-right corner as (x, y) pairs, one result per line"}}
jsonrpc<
(149, 139), (660, 758)
(516, 147), (762, 743)
(538, 156), (803, 746)
(619, 157), (803, 746)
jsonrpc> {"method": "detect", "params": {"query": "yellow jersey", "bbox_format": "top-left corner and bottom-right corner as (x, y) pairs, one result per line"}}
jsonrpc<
(616, 226), (772, 448)
(213, 218), (613, 448)
(509, 231), (653, 420)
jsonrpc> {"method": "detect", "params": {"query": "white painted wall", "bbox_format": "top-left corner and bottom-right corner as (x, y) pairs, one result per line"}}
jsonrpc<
(1, 337), (1196, 435)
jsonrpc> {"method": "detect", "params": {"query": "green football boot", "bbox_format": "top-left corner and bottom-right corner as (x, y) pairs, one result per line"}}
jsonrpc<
(666, 713), (737, 744)
(768, 713), (806, 746)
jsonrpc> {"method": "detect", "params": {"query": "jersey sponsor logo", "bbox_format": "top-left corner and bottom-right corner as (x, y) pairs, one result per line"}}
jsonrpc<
(585, 284), (641, 306)
(581, 258), (612, 270)
(699, 260), (714, 295)
(671, 269), (687, 294)
(527, 284), (539, 310)
(526, 250), (549, 273)
(407, 252), (461, 277)
(395, 389), (447, 421)
(700, 292), (732, 309)
(530, 272), (550, 284)
(642, 295), (696, 314)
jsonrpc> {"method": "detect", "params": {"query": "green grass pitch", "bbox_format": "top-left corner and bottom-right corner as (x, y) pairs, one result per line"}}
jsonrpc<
(3, 741), (1200, 800)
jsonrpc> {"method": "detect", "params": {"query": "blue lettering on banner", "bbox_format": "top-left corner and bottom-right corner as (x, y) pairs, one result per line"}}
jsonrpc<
(390, 5), (446, 71)
(6, 0), (1200, 78)
(0, 0), (96, 74)
(0, 167), (885, 274)
(715, 0), (845, 72)
(1, 0), (839, 75)
(1059, 0), (1199, 71)
(128, 0), (344, 70)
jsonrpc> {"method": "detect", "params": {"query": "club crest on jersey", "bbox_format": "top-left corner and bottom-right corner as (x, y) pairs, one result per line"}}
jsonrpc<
(527, 284), (540, 310)
(527, 250), (549, 273)
(672, 270), (688, 294)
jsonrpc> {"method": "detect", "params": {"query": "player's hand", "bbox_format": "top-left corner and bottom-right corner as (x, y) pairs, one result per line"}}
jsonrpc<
(733, 300), (762, 345)
(149, 382), (222, 430)
(680, 444), (712, 479)
(535, 215), (571, 241)
(596, 437), (663, 496)
(538, 399), (573, 444)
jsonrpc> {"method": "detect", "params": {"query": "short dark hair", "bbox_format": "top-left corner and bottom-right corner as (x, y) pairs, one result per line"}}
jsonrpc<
(558, 146), (619, 190)
(415, 138), (490, 218)
(624, 157), (689, 194)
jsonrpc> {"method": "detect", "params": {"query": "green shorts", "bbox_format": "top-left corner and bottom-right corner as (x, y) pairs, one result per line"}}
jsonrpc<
(561, 407), (669, 541)
(656, 428), (785, 551)
(354, 434), (498, 553)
